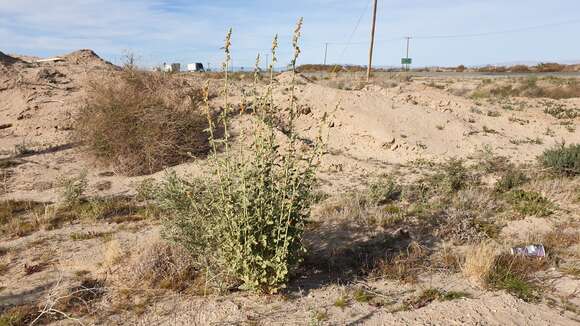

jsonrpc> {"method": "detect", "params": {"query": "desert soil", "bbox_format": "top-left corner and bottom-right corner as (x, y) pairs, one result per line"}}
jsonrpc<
(1, 50), (579, 325)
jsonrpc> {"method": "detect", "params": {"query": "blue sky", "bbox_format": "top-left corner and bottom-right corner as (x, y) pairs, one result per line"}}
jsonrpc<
(1, 0), (579, 68)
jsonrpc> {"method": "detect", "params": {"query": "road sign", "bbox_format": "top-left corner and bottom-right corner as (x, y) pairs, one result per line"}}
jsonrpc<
(401, 58), (412, 65)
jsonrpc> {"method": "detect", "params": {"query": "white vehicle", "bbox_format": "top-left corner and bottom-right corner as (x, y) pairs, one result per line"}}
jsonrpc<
(187, 63), (205, 72)
(163, 63), (181, 73)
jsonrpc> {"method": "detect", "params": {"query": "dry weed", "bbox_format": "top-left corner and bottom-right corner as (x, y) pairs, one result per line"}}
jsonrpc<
(461, 241), (501, 287)
(102, 239), (123, 269)
(75, 70), (209, 176)
(127, 241), (197, 292)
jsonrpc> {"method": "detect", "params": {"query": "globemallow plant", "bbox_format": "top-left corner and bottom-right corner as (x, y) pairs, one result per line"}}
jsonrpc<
(157, 18), (325, 294)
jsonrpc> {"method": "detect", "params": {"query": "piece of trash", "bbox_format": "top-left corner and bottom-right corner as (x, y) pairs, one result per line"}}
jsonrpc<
(511, 244), (546, 257)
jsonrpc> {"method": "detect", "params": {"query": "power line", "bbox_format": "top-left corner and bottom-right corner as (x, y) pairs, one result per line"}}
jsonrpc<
(331, 0), (371, 64)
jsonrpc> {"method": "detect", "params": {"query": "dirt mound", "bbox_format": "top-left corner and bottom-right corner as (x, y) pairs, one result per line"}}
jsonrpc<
(0, 51), (23, 65)
(62, 49), (115, 68)
(275, 71), (311, 84)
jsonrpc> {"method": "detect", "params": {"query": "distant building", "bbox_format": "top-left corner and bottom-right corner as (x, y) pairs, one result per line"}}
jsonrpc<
(187, 63), (205, 72)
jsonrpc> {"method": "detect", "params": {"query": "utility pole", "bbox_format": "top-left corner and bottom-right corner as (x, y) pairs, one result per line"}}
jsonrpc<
(405, 36), (411, 71)
(367, 0), (379, 82)
(323, 42), (329, 65)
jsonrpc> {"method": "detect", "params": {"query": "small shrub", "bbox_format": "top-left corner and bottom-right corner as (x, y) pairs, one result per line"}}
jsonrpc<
(58, 171), (88, 205)
(475, 147), (512, 174)
(482, 126), (498, 134)
(159, 21), (322, 294)
(506, 190), (553, 217)
(487, 254), (546, 302)
(367, 176), (402, 204)
(74, 69), (209, 176)
(544, 104), (578, 119)
(495, 169), (529, 193)
(539, 143), (580, 176)
(0, 200), (45, 237)
(436, 158), (471, 194)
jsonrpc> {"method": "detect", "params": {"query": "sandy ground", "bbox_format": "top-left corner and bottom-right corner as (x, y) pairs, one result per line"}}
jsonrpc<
(1, 50), (580, 325)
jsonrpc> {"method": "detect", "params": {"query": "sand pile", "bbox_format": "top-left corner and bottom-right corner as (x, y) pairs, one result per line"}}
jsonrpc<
(62, 49), (115, 68)
(275, 71), (311, 84)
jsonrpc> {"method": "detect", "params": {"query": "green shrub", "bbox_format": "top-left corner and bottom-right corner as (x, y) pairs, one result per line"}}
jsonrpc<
(495, 169), (528, 193)
(58, 171), (88, 205)
(487, 254), (545, 302)
(158, 21), (322, 294)
(506, 190), (553, 217)
(539, 143), (580, 176)
(437, 158), (470, 193)
(368, 176), (401, 204)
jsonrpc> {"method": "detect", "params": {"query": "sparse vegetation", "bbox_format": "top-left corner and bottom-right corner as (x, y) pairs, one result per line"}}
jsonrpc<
(506, 190), (553, 217)
(539, 143), (580, 176)
(487, 254), (546, 302)
(368, 176), (402, 204)
(58, 171), (88, 205)
(471, 77), (580, 100)
(405, 288), (470, 309)
(495, 169), (529, 193)
(353, 288), (374, 303)
(543, 102), (579, 119)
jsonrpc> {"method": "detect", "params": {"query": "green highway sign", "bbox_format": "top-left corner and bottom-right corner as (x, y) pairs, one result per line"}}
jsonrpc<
(401, 58), (412, 65)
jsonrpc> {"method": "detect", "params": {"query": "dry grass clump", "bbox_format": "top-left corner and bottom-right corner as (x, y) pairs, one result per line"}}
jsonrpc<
(377, 242), (430, 283)
(314, 177), (406, 228)
(486, 254), (546, 302)
(461, 241), (501, 287)
(0, 200), (46, 237)
(0, 277), (106, 325)
(462, 241), (547, 302)
(128, 242), (197, 292)
(74, 69), (209, 176)
(542, 228), (580, 257)
(0, 304), (42, 325)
